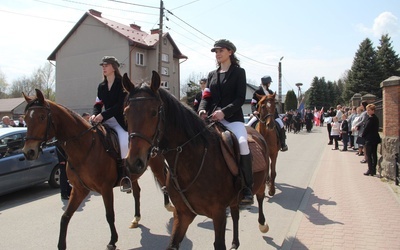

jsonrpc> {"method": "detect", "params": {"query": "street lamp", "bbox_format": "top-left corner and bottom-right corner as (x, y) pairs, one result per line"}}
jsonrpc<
(295, 83), (303, 107)
(278, 57), (284, 105)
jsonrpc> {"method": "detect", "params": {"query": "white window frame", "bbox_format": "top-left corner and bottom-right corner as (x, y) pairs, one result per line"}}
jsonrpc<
(161, 53), (169, 62)
(161, 66), (169, 76)
(136, 52), (145, 66)
(161, 81), (169, 88)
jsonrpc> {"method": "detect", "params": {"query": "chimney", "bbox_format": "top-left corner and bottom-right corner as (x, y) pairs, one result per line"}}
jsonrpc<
(89, 9), (102, 17)
(130, 24), (141, 31)
(151, 28), (160, 35)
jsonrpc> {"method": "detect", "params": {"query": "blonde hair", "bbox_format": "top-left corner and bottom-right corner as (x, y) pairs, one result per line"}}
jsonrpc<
(366, 104), (376, 111)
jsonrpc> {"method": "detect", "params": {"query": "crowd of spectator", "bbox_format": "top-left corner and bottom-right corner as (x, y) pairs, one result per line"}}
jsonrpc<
(324, 101), (381, 176)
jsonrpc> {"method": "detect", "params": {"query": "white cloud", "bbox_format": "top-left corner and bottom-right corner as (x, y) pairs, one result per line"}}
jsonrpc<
(357, 12), (400, 38)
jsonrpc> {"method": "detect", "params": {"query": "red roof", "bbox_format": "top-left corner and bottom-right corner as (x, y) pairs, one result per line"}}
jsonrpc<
(48, 9), (187, 60)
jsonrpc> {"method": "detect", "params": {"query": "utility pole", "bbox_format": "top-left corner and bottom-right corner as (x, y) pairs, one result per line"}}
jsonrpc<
(278, 56), (284, 105)
(157, 0), (164, 74)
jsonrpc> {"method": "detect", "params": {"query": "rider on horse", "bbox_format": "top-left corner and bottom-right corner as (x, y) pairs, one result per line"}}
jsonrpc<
(247, 76), (288, 151)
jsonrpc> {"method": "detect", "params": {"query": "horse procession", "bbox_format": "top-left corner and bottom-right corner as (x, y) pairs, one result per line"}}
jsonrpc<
(19, 70), (289, 250)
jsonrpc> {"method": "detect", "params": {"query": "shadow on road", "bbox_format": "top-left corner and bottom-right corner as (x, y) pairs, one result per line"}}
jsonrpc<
(0, 183), (58, 211)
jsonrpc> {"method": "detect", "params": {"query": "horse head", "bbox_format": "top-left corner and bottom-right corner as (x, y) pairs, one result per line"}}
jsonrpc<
(22, 89), (54, 160)
(257, 93), (276, 130)
(122, 71), (163, 175)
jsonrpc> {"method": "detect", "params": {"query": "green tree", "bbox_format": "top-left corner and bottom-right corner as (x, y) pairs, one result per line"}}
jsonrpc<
(284, 90), (297, 111)
(376, 34), (400, 81)
(345, 38), (381, 98)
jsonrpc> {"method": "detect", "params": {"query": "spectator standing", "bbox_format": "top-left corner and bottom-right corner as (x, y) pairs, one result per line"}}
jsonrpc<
(330, 116), (340, 150)
(56, 145), (71, 200)
(193, 78), (207, 112)
(361, 104), (381, 176)
(1, 116), (16, 127)
(340, 113), (349, 151)
(354, 101), (369, 163)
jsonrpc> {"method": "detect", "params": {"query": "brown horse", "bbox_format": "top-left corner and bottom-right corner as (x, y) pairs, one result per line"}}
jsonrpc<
(255, 93), (279, 196)
(122, 71), (269, 250)
(22, 89), (173, 250)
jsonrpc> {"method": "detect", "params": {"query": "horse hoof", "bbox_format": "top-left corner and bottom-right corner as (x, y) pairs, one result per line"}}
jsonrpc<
(129, 216), (141, 228)
(106, 244), (116, 250)
(268, 189), (275, 196)
(165, 203), (175, 212)
(259, 223), (269, 233)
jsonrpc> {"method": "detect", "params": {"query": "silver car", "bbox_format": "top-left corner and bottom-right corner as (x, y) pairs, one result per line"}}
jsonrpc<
(0, 127), (60, 196)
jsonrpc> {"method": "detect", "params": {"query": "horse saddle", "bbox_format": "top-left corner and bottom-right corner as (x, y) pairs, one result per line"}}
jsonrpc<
(213, 122), (268, 176)
(96, 124), (121, 161)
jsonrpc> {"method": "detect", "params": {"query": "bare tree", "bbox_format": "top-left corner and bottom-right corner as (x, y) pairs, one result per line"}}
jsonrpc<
(0, 68), (8, 98)
(7, 62), (55, 100)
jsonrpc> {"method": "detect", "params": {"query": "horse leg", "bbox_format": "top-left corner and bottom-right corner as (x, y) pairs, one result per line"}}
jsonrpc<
(101, 188), (118, 250)
(212, 207), (228, 250)
(268, 155), (277, 196)
(58, 187), (90, 250)
(167, 211), (196, 250)
(256, 189), (269, 233)
(229, 205), (240, 250)
(129, 180), (141, 228)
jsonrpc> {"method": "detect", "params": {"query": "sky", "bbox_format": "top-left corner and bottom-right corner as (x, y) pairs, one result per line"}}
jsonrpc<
(0, 0), (399, 96)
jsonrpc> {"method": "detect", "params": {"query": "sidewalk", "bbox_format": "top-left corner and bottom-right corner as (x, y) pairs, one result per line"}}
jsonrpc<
(284, 137), (400, 249)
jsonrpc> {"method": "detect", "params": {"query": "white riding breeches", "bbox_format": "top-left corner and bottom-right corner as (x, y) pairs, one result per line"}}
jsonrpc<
(220, 120), (250, 155)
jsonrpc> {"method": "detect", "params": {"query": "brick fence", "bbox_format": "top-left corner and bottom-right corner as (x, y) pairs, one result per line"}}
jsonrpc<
(380, 76), (400, 179)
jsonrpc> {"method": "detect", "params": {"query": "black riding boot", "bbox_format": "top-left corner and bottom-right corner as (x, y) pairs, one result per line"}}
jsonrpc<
(240, 154), (253, 205)
(279, 127), (288, 151)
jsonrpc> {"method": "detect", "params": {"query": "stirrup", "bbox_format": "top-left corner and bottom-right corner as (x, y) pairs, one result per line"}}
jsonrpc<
(120, 176), (132, 193)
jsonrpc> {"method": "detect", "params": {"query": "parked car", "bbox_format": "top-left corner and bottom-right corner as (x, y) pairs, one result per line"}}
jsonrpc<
(0, 127), (60, 196)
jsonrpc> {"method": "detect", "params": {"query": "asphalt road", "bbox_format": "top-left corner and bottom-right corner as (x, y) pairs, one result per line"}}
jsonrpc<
(0, 125), (327, 249)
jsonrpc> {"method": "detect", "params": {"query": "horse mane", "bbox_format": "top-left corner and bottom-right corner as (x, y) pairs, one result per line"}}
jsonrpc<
(130, 84), (212, 146)
(25, 95), (90, 127)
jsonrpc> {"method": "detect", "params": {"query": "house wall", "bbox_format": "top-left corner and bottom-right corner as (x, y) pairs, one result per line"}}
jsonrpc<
(54, 16), (182, 115)
(55, 16), (130, 114)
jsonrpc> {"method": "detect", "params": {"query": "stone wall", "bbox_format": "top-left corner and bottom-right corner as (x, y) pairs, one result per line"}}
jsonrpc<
(380, 76), (400, 179)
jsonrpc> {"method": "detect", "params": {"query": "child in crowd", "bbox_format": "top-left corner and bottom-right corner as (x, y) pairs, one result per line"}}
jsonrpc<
(330, 116), (340, 150)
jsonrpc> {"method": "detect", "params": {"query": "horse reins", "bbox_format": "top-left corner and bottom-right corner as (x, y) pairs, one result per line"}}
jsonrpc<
(25, 101), (98, 192)
(127, 95), (212, 215)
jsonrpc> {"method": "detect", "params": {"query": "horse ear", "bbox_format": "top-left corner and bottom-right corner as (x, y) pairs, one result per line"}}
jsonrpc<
(22, 92), (32, 103)
(122, 73), (135, 92)
(151, 70), (161, 92)
(256, 93), (263, 100)
(35, 89), (45, 103)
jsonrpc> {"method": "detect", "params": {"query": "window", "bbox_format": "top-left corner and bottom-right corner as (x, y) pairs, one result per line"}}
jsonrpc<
(163, 37), (167, 45)
(136, 52), (144, 66)
(161, 81), (169, 88)
(161, 67), (169, 76)
(161, 53), (169, 62)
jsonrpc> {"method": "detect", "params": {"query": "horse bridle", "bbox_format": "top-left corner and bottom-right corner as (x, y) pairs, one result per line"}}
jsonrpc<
(257, 97), (276, 124)
(25, 104), (54, 145)
(127, 96), (163, 159)
(25, 101), (96, 145)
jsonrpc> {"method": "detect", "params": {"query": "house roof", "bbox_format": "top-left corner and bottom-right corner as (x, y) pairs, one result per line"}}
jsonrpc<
(0, 98), (25, 112)
(48, 9), (187, 61)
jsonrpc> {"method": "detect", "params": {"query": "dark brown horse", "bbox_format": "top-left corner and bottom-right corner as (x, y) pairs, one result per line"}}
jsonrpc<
(255, 93), (279, 196)
(22, 89), (173, 250)
(122, 71), (269, 250)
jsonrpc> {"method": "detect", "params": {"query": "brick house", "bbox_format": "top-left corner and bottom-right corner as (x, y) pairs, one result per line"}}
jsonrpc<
(48, 9), (187, 115)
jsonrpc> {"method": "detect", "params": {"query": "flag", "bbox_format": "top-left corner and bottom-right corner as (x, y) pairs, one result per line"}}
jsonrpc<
(297, 97), (305, 118)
